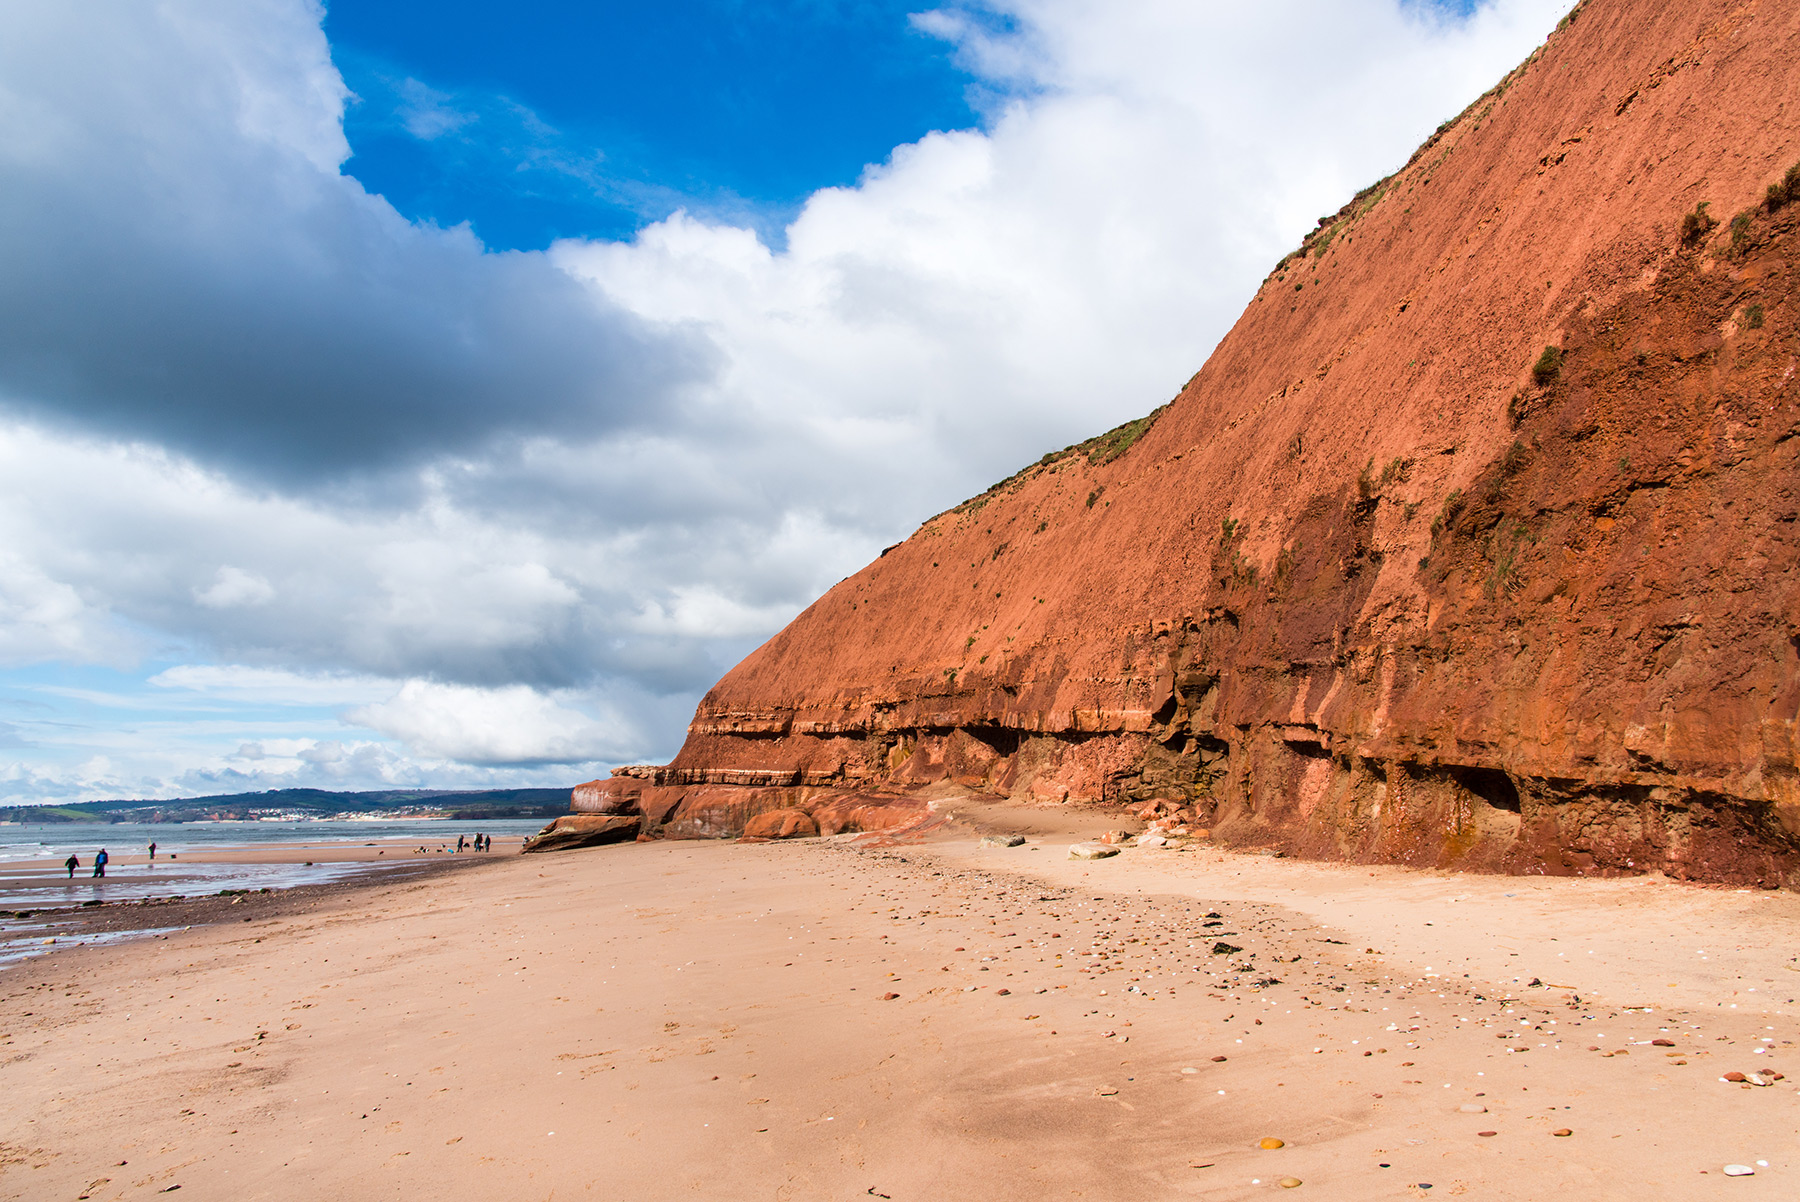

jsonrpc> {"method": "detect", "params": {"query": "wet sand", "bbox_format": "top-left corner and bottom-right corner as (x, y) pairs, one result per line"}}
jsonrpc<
(3, 801), (1798, 1200)
(0, 836), (528, 915)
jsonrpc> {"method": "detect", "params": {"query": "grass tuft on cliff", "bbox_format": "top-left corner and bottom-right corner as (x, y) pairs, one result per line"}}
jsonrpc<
(943, 404), (1168, 518)
(1531, 344), (1563, 384)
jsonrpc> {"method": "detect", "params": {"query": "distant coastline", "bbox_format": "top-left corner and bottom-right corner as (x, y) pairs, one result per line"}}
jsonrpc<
(0, 786), (572, 825)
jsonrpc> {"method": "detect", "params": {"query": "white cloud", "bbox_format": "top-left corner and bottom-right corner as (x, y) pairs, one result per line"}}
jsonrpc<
(193, 566), (277, 609)
(0, 0), (1574, 801)
(345, 680), (631, 765)
(147, 663), (393, 705)
(0, 550), (136, 667)
(394, 77), (473, 141)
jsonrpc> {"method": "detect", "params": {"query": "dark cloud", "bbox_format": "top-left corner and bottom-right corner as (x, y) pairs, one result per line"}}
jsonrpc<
(0, 0), (711, 483)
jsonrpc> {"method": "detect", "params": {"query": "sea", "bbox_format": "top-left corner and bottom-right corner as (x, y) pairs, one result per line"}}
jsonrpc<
(0, 818), (552, 968)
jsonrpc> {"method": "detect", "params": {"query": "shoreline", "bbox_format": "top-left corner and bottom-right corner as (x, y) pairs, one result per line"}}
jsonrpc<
(0, 852), (508, 971)
(3, 802), (1797, 1199)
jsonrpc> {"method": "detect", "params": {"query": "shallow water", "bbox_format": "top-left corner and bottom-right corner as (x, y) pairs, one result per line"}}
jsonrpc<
(0, 818), (550, 861)
(0, 819), (548, 910)
(0, 921), (187, 969)
(0, 817), (555, 970)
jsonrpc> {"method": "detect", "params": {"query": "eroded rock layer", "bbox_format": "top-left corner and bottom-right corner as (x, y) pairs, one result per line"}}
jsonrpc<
(587, 0), (1800, 884)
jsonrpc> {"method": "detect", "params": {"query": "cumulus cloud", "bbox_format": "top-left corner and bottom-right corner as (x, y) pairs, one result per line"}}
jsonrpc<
(0, 0), (1573, 801)
(0, 0), (706, 481)
(345, 680), (632, 765)
(193, 567), (278, 610)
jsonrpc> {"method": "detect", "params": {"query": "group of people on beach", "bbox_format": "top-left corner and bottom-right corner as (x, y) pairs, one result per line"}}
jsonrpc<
(62, 840), (164, 879)
(63, 847), (109, 879)
(413, 834), (495, 855)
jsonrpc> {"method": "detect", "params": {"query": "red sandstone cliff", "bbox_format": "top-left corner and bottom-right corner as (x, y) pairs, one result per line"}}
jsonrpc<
(581, 0), (1800, 885)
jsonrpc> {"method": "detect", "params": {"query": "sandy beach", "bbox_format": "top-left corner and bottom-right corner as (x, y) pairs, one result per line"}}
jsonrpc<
(4, 800), (1799, 1200)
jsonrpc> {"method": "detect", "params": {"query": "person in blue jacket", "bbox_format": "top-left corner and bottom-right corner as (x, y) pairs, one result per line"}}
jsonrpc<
(92, 848), (109, 878)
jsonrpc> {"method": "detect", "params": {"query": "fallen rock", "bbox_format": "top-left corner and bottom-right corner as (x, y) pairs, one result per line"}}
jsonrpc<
(1096, 829), (1135, 845)
(1136, 833), (1169, 848)
(521, 814), (641, 853)
(1070, 842), (1120, 860)
(980, 834), (1026, 847)
(742, 808), (819, 840)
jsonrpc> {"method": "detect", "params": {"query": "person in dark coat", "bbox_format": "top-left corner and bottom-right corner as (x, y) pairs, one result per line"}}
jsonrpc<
(92, 848), (109, 878)
(64, 853), (79, 879)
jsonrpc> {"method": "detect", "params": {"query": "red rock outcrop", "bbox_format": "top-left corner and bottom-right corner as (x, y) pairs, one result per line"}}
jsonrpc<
(523, 814), (641, 853)
(585, 0), (1800, 885)
(741, 808), (819, 840)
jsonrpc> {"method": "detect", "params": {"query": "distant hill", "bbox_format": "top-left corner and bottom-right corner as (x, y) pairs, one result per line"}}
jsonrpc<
(0, 787), (572, 824)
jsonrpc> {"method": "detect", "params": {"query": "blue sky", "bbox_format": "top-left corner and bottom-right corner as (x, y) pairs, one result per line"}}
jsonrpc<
(0, 0), (1571, 804)
(328, 0), (986, 249)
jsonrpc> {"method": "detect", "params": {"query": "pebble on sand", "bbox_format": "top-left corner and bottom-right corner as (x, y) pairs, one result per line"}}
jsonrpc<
(1278, 1177), (1303, 1189)
(1551, 1129), (1572, 1137)
(1069, 843), (1121, 860)
(882, 992), (900, 1000)
(1259, 1138), (1285, 1150)
(1458, 1104), (1487, 1114)
(1723, 1165), (1755, 1177)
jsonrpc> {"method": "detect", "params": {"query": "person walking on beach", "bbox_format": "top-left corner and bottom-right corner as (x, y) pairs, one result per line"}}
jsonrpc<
(457, 835), (466, 853)
(92, 848), (109, 878)
(64, 853), (79, 879)
(148, 841), (157, 861)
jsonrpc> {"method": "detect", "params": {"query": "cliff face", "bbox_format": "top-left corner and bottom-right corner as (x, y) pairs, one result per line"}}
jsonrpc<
(586, 0), (1800, 885)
